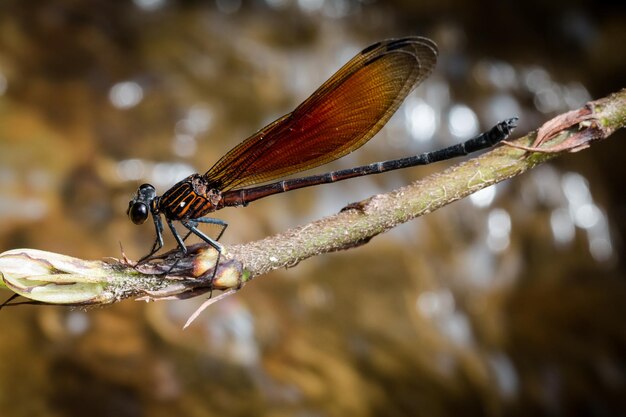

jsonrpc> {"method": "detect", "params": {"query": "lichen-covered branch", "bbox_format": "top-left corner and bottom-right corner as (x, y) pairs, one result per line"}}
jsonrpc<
(1, 89), (624, 324)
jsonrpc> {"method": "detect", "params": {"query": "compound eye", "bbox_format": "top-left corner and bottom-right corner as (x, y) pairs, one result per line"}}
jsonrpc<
(128, 202), (149, 225)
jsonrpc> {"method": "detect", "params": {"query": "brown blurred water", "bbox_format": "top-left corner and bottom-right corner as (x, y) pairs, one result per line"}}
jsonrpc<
(0, 1), (625, 416)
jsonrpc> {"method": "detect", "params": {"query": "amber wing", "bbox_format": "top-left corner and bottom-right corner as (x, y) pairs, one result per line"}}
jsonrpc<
(204, 37), (438, 191)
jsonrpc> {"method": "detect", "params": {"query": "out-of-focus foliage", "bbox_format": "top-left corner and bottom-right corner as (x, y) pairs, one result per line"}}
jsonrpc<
(0, 1), (624, 416)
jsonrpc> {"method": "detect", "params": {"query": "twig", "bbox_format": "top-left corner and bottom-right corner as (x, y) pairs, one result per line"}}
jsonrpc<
(1, 89), (624, 326)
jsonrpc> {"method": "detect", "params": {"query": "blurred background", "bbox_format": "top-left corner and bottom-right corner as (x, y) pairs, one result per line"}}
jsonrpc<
(0, 0), (625, 416)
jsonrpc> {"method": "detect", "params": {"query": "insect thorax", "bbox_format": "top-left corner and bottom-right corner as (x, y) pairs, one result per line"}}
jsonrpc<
(159, 174), (222, 220)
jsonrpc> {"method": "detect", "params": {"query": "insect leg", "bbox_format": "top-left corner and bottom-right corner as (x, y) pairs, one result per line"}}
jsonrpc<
(138, 213), (165, 263)
(192, 217), (229, 241)
(167, 218), (188, 255)
(181, 220), (224, 285)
